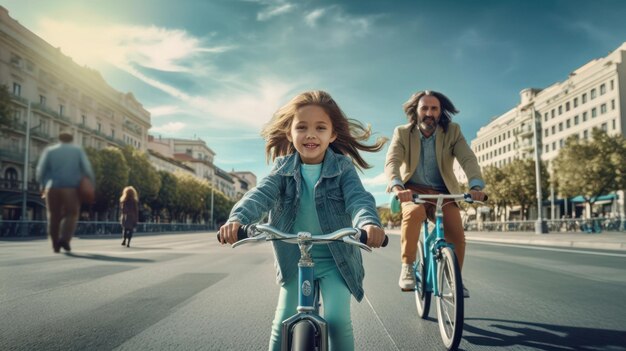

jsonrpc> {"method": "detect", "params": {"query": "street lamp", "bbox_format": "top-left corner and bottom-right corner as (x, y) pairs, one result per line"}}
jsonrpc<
(531, 105), (548, 234)
(21, 101), (32, 223)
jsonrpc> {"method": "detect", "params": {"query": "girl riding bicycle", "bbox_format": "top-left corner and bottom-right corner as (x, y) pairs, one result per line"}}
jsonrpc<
(219, 90), (387, 351)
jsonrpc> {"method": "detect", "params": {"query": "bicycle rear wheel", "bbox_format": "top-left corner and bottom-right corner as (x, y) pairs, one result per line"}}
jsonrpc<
(436, 247), (464, 350)
(290, 320), (318, 351)
(415, 234), (431, 318)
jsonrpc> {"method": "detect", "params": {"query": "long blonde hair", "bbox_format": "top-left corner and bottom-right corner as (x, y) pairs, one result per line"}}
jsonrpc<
(261, 90), (387, 170)
(120, 186), (138, 202)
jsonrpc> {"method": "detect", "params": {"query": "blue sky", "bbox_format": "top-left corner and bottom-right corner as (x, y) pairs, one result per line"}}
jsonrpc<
(4, 0), (626, 205)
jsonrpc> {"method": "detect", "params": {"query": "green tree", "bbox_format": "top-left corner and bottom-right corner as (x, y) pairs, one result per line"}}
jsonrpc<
(87, 147), (129, 219)
(0, 84), (14, 126)
(483, 165), (511, 220)
(175, 173), (206, 222)
(553, 129), (626, 217)
(147, 170), (180, 222)
(503, 158), (549, 220)
(121, 146), (161, 204)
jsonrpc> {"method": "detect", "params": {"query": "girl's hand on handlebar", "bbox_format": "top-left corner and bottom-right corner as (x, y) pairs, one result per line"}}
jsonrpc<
(363, 225), (386, 248)
(469, 189), (487, 202)
(219, 221), (241, 245)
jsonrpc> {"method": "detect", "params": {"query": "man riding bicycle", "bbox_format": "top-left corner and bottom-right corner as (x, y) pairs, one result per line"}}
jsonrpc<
(384, 90), (487, 296)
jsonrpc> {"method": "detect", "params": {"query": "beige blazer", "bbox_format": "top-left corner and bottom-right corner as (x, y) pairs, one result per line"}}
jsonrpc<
(384, 122), (483, 194)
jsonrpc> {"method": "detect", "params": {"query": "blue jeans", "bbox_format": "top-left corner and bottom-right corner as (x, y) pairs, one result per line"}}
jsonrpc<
(268, 257), (354, 351)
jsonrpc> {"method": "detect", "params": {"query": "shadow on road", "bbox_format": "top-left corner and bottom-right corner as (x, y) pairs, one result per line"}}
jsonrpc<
(64, 252), (155, 263)
(464, 318), (626, 350)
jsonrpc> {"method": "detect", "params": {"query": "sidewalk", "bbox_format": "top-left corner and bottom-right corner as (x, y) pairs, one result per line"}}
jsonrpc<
(385, 228), (626, 251)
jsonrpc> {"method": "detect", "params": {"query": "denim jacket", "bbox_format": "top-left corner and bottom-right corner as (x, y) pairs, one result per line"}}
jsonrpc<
(228, 149), (382, 302)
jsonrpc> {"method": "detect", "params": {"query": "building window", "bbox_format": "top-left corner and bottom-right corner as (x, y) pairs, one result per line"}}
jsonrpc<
(574, 115), (579, 125)
(583, 112), (587, 122)
(558, 106), (562, 115)
(97, 123), (102, 132)
(551, 126), (556, 134)
(601, 123), (607, 132)
(566, 119), (570, 128)
(592, 108), (597, 117)
(559, 139), (564, 148)
(545, 144), (549, 152)
(544, 113), (548, 122)
(601, 104), (607, 114)
(552, 141), (556, 150)
(591, 88), (596, 99)
(573, 98), (578, 108)
(544, 129), (548, 137)
(39, 95), (46, 106)
(551, 109), (555, 118)
(565, 102), (570, 111)
(610, 80), (614, 90)
(12, 82), (21, 96)
(600, 84), (606, 95)
(558, 122), (563, 132)
(582, 93), (587, 103)
(59, 105), (64, 116)
(583, 130), (588, 139)
(612, 119), (616, 130)
(611, 99), (615, 110)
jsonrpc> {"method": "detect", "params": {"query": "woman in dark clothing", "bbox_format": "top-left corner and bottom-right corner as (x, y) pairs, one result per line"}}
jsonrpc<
(120, 186), (139, 247)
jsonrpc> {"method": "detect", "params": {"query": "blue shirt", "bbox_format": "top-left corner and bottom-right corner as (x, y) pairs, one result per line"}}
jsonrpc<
(36, 142), (95, 189)
(409, 131), (447, 192)
(292, 163), (332, 258)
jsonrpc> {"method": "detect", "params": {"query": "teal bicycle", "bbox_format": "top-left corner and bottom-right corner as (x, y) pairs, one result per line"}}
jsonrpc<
(391, 193), (483, 350)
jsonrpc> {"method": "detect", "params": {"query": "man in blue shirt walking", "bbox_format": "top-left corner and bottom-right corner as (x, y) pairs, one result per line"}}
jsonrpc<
(36, 129), (94, 253)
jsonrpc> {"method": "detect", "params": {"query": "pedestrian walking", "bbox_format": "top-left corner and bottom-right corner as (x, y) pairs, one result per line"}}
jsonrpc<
(36, 129), (95, 253)
(120, 186), (139, 247)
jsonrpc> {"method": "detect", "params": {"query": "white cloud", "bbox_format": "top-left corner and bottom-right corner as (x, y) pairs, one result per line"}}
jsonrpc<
(305, 9), (326, 27)
(360, 172), (387, 186)
(303, 6), (374, 45)
(151, 122), (186, 134)
(35, 18), (299, 129)
(258, 3), (296, 21)
(148, 105), (186, 118)
(38, 19), (231, 74)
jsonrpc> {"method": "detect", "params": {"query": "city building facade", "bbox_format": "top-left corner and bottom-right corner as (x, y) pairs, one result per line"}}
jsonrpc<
(468, 42), (626, 220)
(0, 6), (151, 220)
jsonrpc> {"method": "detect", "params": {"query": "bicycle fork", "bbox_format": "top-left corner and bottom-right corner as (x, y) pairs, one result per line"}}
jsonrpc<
(281, 237), (329, 351)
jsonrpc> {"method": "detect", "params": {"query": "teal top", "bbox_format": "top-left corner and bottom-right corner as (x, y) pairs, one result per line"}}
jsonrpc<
(292, 163), (332, 258)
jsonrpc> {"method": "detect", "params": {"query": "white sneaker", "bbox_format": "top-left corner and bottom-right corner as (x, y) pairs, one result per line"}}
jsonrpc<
(398, 263), (416, 291)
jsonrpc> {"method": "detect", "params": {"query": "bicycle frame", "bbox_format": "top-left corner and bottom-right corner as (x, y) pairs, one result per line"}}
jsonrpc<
(280, 236), (329, 350)
(421, 195), (455, 297)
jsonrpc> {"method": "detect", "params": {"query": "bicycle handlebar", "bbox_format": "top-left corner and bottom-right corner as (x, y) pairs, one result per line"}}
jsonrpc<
(216, 223), (388, 250)
(389, 192), (488, 214)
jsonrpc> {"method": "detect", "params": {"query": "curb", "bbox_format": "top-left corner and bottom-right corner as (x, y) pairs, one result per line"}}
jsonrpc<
(466, 236), (626, 251)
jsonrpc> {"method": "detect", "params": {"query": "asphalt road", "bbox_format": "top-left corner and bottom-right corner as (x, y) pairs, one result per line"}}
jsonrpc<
(1, 232), (625, 350)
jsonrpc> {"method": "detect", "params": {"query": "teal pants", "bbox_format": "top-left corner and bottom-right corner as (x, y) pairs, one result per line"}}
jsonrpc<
(268, 257), (354, 351)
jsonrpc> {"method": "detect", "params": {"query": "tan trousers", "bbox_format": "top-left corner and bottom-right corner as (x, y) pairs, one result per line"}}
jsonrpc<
(400, 185), (466, 269)
(45, 188), (80, 249)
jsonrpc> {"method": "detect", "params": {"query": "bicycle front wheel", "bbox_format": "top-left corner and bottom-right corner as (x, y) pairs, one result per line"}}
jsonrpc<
(415, 234), (431, 318)
(289, 320), (318, 351)
(436, 247), (464, 350)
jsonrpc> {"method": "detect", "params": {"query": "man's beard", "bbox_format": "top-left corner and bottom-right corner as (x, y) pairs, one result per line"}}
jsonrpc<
(419, 117), (436, 133)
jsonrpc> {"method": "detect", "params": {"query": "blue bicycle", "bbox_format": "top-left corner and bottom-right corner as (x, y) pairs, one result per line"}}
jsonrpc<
(217, 224), (387, 351)
(391, 193), (482, 351)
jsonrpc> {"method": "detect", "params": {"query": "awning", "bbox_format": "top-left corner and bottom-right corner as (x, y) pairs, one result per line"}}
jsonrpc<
(570, 194), (617, 203)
